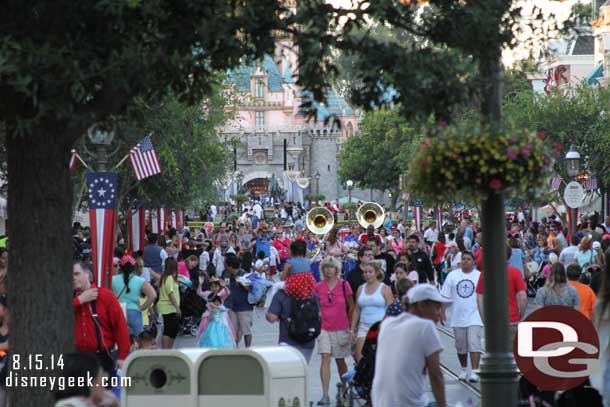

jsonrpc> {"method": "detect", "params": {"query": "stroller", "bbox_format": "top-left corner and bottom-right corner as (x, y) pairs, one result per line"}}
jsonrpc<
(338, 321), (381, 407)
(178, 277), (206, 336)
(526, 261), (545, 298)
(518, 375), (602, 407)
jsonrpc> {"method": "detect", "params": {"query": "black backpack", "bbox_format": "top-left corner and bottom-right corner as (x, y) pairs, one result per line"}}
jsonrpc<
(287, 296), (321, 343)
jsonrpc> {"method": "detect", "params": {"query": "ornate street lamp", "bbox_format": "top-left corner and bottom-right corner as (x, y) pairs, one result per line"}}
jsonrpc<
(315, 171), (321, 196)
(347, 179), (354, 204)
(565, 145), (581, 178)
(87, 123), (116, 171)
(565, 145), (582, 237)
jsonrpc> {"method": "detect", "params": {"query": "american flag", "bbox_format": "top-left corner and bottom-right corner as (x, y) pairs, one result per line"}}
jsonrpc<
(88, 172), (117, 288)
(129, 136), (162, 181)
(128, 208), (146, 252)
(551, 175), (563, 191)
(585, 177), (598, 191)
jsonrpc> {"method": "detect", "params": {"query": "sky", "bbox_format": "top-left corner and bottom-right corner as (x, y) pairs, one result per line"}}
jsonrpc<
(324, 0), (590, 66)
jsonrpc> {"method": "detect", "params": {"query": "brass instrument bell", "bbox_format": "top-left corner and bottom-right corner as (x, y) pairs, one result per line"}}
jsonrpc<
(305, 207), (334, 236)
(356, 202), (385, 230)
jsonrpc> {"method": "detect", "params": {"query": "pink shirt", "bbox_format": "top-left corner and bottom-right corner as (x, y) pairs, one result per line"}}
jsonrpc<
(178, 261), (190, 278)
(315, 279), (353, 331)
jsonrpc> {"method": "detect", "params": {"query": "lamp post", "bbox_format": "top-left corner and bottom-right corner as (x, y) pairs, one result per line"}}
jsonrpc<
(236, 171), (244, 194)
(347, 180), (353, 204)
(315, 170), (320, 197)
(87, 123), (116, 171)
(565, 145), (582, 237)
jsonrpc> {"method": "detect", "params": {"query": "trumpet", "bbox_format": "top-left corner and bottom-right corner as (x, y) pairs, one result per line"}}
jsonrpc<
(357, 202), (385, 230)
(305, 207), (334, 258)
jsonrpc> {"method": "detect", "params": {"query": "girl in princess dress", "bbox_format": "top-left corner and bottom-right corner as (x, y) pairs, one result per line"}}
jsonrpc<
(196, 276), (236, 344)
(199, 292), (235, 349)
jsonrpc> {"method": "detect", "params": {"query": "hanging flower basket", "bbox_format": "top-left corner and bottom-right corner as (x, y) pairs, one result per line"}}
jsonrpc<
(408, 123), (559, 203)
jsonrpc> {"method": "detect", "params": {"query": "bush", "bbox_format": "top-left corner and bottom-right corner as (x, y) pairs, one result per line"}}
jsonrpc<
(304, 193), (325, 203)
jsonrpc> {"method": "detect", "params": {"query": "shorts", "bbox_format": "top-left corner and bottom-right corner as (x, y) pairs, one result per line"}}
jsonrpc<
(127, 309), (144, 336)
(357, 322), (372, 338)
(453, 326), (483, 354)
(162, 313), (179, 339)
(317, 330), (351, 358)
(229, 310), (253, 337)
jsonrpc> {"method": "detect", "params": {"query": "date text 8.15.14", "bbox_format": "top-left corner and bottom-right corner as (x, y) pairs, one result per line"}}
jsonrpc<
(11, 354), (64, 371)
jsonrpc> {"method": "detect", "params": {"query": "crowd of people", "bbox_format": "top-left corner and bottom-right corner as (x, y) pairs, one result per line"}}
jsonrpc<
(0, 199), (605, 407)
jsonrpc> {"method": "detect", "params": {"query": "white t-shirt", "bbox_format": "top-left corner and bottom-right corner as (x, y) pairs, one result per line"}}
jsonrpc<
(559, 245), (578, 266)
(199, 251), (210, 272)
(441, 268), (482, 327)
(423, 227), (438, 243)
(253, 203), (263, 218)
(372, 313), (443, 407)
(269, 246), (279, 267)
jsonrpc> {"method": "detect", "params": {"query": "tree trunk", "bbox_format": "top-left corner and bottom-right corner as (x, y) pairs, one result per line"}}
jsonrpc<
(6, 125), (76, 406)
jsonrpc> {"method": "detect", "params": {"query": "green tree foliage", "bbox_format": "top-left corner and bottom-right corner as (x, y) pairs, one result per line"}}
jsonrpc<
(0, 2), (287, 404)
(503, 86), (610, 190)
(338, 107), (419, 195)
(117, 91), (229, 210)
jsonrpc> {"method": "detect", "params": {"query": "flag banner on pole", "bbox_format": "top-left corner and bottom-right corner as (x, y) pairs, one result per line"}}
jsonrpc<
(87, 172), (117, 288)
(176, 209), (183, 230)
(129, 136), (162, 181)
(413, 200), (422, 232)
(157, 208), (166, 235)
(146, 209), (151, 232)
(128, 208), (146, 252)
(551, 175), (563, 191)
(151, 210), (159, 234)
(69, 149), (78, 172)
(436, 204), (443, 227)
(171, 210), (177, 229)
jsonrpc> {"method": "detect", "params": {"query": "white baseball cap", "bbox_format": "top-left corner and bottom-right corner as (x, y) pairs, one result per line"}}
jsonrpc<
(407, 284), (452, 304)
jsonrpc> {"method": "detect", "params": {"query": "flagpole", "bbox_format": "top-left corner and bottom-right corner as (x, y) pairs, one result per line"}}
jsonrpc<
(113, 153), (130, 170)
(75, 153), (92, 170)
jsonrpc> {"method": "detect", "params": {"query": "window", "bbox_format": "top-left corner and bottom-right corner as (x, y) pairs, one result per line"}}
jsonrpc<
(255, 111), (264, 130)
(255, 79), (265, 99)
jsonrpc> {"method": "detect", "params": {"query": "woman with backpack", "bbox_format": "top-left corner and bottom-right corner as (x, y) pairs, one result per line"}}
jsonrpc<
(314, 256), (355, 406)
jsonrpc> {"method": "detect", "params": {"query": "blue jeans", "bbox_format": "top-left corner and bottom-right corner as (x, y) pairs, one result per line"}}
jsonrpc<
(127, 309), (143, 335)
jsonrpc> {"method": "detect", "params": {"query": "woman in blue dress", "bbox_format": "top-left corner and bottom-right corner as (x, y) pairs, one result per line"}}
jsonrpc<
(199, 293), (236, 349)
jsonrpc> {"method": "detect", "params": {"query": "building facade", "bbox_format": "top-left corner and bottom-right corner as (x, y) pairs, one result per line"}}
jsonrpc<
(221, 42), (360, 203)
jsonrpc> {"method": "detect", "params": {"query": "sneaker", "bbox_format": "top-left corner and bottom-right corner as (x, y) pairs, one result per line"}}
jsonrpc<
(468, 372), (479, 383)
(458, 369), (469, 381)
(317, 395), (331, 406)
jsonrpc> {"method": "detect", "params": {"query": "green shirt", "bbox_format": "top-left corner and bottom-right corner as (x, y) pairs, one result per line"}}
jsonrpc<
(111, 274), (145, 312)
(158, 276), (180, 315)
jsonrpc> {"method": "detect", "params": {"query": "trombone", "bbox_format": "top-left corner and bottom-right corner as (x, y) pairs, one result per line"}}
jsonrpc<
(357, 202), (385, 230)
(305, 207), (334, 258)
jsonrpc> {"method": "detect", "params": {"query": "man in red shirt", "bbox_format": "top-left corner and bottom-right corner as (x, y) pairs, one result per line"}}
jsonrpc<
(73, 261), (130, 377)
(475, 246), (527, 347)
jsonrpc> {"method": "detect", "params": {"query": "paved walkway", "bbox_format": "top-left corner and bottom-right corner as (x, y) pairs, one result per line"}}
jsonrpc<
(174, 305), (483, 406)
